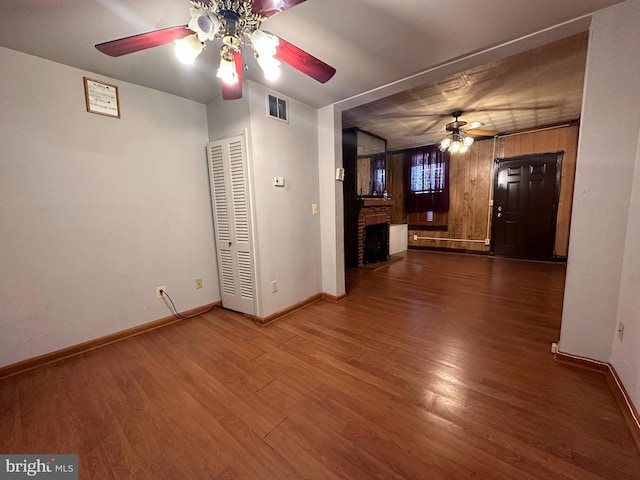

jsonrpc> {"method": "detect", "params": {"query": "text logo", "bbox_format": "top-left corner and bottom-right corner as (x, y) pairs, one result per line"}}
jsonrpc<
(1, 455), (77, 480)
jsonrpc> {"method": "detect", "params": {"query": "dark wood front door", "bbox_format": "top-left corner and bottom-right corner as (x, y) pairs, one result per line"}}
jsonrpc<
(491, 152), (561, 260)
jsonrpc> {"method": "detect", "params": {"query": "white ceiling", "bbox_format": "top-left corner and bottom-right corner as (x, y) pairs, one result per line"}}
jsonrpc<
(0, 0), (623, 134)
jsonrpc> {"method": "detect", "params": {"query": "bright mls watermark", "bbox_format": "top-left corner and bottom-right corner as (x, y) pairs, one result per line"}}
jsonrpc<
(1, 455), (77, 479)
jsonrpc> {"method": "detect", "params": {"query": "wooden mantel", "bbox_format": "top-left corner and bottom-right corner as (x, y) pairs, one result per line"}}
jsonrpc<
(357, 198), (395, 207)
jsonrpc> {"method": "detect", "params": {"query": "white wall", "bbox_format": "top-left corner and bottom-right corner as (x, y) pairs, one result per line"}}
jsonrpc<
(205, 89), (251, 139)
(611, 127), (640, 408)
(0, 47), (218, 368)
(318, 105), (346, 297)
(247, 82), (322, 317)
(560, 0), (640, 404)
(206, 81), (323, 318)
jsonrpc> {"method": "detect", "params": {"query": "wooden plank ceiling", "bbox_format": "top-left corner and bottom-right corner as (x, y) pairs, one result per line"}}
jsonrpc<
(342, 33), (588, 151)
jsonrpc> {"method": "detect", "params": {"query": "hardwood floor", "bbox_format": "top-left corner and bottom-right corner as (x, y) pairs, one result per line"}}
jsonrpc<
(2, 250), (639, 479)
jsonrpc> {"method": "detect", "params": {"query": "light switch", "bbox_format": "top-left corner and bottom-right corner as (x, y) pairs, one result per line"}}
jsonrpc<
(274, 177), (285, 187)
(312, 203), (318, 215)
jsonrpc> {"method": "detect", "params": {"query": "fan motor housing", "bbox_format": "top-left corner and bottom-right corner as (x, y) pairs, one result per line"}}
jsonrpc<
(446, 121), (467, 132)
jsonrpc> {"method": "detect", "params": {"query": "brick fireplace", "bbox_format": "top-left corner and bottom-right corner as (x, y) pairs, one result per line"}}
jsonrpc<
(356, 198), (393, 266)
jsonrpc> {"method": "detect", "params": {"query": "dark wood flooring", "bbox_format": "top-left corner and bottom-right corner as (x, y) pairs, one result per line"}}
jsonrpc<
(1, 250), (639, 479)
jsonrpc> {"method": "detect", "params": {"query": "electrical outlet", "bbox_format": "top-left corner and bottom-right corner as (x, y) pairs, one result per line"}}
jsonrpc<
(312, 203), (318, 215)
(195, 278), (203, 289)
(271, 280), (278, 293)
(413, 234), (418, 241)
(156, 286), (166, 299)
(485, 238), (491, 246)
(618, 322), (625, 341)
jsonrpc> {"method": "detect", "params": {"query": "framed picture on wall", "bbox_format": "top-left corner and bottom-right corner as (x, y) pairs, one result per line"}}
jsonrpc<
(83, 77), (120, 118)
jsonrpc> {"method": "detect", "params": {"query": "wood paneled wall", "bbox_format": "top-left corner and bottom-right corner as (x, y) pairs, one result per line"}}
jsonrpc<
(389, 124), (579, 257)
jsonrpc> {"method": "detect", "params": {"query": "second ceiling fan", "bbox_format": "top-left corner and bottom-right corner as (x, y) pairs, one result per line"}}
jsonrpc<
(95, 0), (336, 100)
(439, 111), (493, 153)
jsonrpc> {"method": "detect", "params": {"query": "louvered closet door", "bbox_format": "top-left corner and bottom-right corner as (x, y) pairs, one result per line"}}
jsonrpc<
(207, 134), (255, 315)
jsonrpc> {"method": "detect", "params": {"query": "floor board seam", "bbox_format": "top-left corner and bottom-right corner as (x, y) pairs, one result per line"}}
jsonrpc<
(262, 416), (289, 441)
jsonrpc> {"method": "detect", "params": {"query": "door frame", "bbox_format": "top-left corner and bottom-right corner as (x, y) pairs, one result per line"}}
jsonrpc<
(490, 151), (563, 259)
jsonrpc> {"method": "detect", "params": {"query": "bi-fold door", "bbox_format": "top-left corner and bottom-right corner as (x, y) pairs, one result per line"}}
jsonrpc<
(207, 133), (255, 316)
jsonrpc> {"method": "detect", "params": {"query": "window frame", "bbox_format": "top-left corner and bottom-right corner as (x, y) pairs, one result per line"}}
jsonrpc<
(410, 161), (446, 194)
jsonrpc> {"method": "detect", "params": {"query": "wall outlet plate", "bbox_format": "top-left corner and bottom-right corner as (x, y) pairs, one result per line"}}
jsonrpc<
(274, 176), (285, 187)
(156, 286), (166, 299)
(195, 278), (203, 289)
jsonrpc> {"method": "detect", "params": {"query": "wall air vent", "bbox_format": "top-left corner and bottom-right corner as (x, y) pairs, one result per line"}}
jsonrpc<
(267, 94), (288, 123)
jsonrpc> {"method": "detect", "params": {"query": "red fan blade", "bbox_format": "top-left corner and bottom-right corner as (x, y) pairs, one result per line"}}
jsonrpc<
(222, 50), (243, 100)
(95, 26), (191, 57)
(273, 36), (336, 83)
(251, 0), (307, 18)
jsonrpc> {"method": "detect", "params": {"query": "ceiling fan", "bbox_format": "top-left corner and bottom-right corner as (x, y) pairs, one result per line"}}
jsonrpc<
(95, 0), (336, 100)
(439, 111), (491, 153)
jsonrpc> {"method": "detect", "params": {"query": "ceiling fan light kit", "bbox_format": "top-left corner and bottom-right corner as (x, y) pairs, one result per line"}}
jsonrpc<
(439, 133), (474, 154)
(179, 1), (281, 81)
(173, 34), (205, 65)
(251, 29), (281, 80)
(216, 46), (239, 84)
(95, 0), (336, 99)
(188, 6), (220, 42)
(439, 111), (478, 154)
